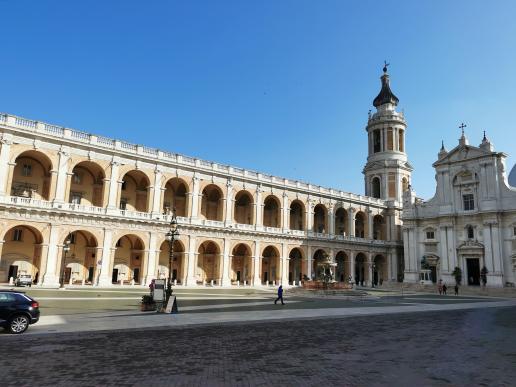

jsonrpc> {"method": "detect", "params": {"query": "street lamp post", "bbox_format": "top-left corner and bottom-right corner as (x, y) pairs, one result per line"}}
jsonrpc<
(165, 209), (179, 304)
(60, 234), (72, 289)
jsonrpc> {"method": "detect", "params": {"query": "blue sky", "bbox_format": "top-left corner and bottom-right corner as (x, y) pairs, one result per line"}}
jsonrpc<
(1, 0), (515, 199)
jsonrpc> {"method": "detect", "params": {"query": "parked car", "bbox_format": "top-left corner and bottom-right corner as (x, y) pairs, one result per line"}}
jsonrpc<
(0, 290), (40, 334)
(15, 274), (33, 287)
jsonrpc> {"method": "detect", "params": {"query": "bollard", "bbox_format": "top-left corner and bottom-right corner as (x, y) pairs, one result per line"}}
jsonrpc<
(131, 279), (135, 286)
(210, 279), (214, 286)
(244, 280), (247, 286)
(266, 280), (269, 286)
(82, 279), (85, 286)
(9, 276), (14, 285)
(120, 279), (124, 286)
(69, 277), (73, 285)
(237, 280), (240, 287)
(174, 279), (177, 286)
(273, 280), (276, 286)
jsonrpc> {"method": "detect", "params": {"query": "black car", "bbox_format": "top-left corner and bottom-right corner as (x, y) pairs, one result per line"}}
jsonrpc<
(0, 290), (40, 334)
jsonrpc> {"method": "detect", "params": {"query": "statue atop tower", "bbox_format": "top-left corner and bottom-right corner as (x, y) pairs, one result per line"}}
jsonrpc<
(363, 63), (413, 204)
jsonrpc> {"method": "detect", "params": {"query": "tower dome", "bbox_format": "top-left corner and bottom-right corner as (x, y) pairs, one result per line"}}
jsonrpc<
(373, 63), (399, 108)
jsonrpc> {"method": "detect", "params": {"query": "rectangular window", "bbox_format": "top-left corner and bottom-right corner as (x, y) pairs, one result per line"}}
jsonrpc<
(13, 229), (23, 241)
(70, 192), (82, 205)
(22, 164), (32, 177)
(514, 226), (516, 236)
(463, 194), (475, 211)
(426, 231), (435, 240)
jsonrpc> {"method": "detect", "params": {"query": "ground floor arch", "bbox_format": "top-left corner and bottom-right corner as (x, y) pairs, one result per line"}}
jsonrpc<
(157, 240), (186, 284)
(355, 253), (368, 286)
(231, 243), (252, 284)
(289, 247), (303, 285)
(335, 251), (349, 283)
(261, 245), (280, 285)
(197, 240), (221, 284)
(312, 249), (329, 281)
(59, 230), (99, 285)
(0, 225), (44, 284)
(113, 234), (145, 285)
(373, 254), (388, 286)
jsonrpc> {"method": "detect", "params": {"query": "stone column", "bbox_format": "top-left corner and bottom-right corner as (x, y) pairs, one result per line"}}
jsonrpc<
(52, 149), (70, 203)
(252, 240), (261, 286)
(224, 180), (233, 226)
(189, 176), (200, 218)
(0, 136), (12, 197)
(144, 232), (158, 285)
(348, 208), (356, 237)
(151, 168), (163, 214)
(306, 200), (314, 232)
(255, 186), (263, 228)
(349, 251), (355, 284)
(367, 209), (374, 239)
(97, 229), (114, 286)
(185, 235), (197, 286)
(221, 238), (231, 286)
(306, 245), (312, 280)
(281, 192), (289, 231)
(281, 243), (289, 285)
(328, 204), (335, 236)
(42, 225), (61, 287)
(106, 161), (121, 209)
(367, 252), (374, 287)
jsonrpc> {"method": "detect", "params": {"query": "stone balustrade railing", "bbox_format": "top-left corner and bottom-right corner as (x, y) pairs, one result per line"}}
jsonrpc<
(0, 112), (388, 208)
(0, 195), (394, 245)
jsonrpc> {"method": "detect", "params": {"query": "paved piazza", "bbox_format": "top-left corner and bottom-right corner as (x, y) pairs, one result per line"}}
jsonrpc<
(1, 287), (516, 386)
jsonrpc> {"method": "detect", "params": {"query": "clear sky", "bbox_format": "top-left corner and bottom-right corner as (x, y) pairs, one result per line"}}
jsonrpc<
(1, 0), (515, 199)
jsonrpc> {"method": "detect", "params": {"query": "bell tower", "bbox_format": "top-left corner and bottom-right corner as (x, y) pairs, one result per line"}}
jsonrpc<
(363, 63), (412, 203)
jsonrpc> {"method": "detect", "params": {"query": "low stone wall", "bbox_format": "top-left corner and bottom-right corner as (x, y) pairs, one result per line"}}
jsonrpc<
(301, 281), (353, 290)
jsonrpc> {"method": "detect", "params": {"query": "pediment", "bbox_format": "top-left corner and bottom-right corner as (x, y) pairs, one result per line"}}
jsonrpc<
(434, 145), (492, 166)
(457, 240), (484, 251)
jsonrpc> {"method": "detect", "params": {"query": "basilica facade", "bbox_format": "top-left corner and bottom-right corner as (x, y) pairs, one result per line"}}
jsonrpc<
(0, 69), (412, 288)
(402, 131), (516, 288)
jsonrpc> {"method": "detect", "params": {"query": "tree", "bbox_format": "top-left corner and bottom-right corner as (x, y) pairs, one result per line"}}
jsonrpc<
(451, 266), (462, 285)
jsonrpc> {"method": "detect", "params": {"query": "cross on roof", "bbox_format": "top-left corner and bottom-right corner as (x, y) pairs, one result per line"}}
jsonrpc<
(459, 122), (467, 136)
(383, 60), (390, 73)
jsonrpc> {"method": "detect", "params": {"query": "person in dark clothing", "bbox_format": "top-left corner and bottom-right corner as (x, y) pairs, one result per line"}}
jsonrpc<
(442, 284), (447, 295)
(274, 285), (285, 305)
(454, 284), (459, 296)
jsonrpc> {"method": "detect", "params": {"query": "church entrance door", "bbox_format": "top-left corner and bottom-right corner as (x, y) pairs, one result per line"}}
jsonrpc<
(466, 258), (480, 285)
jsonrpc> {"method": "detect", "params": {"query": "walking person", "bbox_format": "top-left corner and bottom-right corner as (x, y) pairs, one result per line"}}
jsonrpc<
(442, 283), (447, 295)
(438, 280), (443, 295)
(274, 285), (285, 305)
(454, 284), (459, 296)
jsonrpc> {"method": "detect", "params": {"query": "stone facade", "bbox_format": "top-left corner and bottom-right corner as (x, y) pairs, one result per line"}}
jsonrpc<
(0, 69), (406, 287)
(402, 132), (516, 287)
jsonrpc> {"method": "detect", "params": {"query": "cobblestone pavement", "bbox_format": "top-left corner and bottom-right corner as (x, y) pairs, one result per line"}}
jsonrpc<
(2, 306), (516, 386)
